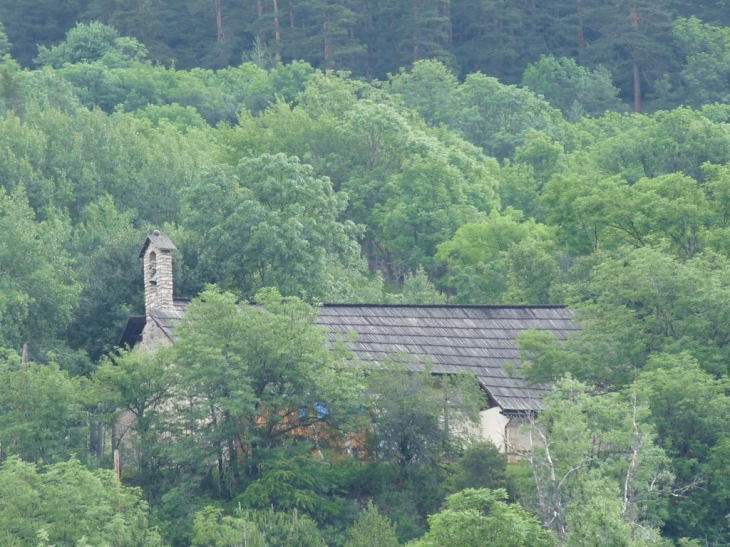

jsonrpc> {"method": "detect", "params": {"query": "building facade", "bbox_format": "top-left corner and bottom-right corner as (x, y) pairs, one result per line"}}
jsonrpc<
(121, 233), (579, 461)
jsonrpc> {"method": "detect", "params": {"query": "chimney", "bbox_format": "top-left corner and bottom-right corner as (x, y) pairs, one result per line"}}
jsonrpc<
(139, 230), (176, 314)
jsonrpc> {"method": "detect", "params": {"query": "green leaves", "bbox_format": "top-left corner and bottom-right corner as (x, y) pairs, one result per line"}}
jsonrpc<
(521, 377), (673, 546)
(5, 18), (730, 546)
(35, 22), (148, 69)
(523, 56), (625, 121)
(192, 507), (267, 547)
(411, 489), (556, 547)
(365, 362), (482, 475)
(443, 442), (508, 495)
(636, 354), (730, 539)
(0, 22), (10, 57)
(0, 187), (79, 355)
(374, 152), (483, 274)
(192, 506), (327, 547)
(0, 355), (85, 464)
(346, 502), (400, 547)
(138, 286), (364, 498)
(391, 60), (566, 160)
(659, 17), (730, 108)
(181, 153), (360, 300)
(0, 456), (162, 547)
(436, 209), (558, 303)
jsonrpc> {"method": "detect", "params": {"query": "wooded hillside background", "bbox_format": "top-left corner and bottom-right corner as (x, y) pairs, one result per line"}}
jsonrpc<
(3, 0), (730, 112)
(1, 2), (730, 546)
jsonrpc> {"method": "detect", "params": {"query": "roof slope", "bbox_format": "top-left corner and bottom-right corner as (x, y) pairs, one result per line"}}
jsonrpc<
(148, 304), (188, 339)
(121, 303), (578, 413)
(317, 305), (579, 413)
(139, 232), (177, 257)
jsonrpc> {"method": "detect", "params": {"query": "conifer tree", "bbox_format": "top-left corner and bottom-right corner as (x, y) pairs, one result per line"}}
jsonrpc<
(582, 0), (674, 111)
(0, 21), (10, 56)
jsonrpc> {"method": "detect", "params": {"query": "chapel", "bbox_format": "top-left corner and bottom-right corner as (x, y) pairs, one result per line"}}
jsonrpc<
(120, 232), (579, 460)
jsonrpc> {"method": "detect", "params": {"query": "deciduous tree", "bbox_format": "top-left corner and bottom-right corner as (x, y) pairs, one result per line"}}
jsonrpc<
(411, 488), (556, 547)
(0, 456), (163, 546)
(180, 153), (361, 300)
(346, 501), (400, 547)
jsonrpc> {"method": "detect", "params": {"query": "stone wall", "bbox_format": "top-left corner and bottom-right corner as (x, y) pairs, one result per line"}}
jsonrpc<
(143, 243), (174, 312)
(505, 414), (535, 464)
(139, 320), (172, 352)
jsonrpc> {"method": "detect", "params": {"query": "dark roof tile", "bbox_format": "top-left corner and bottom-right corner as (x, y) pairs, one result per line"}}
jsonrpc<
(139, 232), (177, 257)
(318, 304), (579, 412)
(132, 303), (578, 413)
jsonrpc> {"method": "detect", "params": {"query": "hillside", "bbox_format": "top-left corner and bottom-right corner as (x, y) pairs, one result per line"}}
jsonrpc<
(0, 8), (729, 546)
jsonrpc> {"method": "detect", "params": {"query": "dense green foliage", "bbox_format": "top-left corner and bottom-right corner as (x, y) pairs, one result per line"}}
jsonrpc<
(345, 502), (400, 547)
(3, 0), (730, 113)
(1, 8), (730, 546)
(0, 456), (162, 546)
(411, 488), (556, 547)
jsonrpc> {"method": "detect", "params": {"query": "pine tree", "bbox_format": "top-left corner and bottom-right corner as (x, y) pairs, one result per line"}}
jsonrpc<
(0, 0), (86, 67)
(582, 0), (674, 112)
(365, 0), (451, 78)
(284, 0), (365, 70)
(0, 20), (10, 56)
(451, 0), (534, 81)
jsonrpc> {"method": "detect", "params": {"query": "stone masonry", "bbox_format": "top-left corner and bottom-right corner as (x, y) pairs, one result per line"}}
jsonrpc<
(141, 230), (176, 313)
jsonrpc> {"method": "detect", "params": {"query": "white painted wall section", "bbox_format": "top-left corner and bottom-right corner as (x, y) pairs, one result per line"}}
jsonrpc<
(480, 406), (509, 452)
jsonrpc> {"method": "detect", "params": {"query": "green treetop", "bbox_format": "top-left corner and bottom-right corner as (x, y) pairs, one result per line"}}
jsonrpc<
(35, 22), (148, 69)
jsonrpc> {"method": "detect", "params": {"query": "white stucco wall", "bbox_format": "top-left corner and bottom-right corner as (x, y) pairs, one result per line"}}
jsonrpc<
(479, 407), (537, 463)
(479, 406), (509, 452)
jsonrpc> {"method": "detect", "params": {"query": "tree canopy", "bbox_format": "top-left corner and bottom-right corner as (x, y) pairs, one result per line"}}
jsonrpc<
(0, 9), (730, 546)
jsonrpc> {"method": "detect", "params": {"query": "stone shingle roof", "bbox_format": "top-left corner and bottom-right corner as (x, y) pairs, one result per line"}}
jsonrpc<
(148, 301), (189, 339)
(120, 302), (578, 414)
(139, 232), (177, 257)
(317, 305), (578, 413)
(119, 300), (190, 348)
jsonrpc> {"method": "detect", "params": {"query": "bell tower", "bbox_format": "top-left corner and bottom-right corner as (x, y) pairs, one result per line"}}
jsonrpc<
(139, 230), (176, 314)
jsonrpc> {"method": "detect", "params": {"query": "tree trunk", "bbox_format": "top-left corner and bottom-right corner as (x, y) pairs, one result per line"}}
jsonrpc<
(256, 0), (265, 45)
(577, 0), (585, 65)
(89, 417), (105, 460)
(89, 415), (99, 460)
(493, 18), (502, 75)
(443, 1), (452, 46)
(456, 6), (465, 47)
(631, 6), (641, 112)
(363, 2), (373, 78)
(215, 0), (224, 43)
(413, 0), (420, 62)
(273, 0), (282, 61)
(633, 47), (641, 113)
(111, 419), (120, 452)
(324, 13), (333, 70)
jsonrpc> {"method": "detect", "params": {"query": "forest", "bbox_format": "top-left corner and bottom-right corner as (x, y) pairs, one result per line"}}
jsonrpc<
(1, 0), (730, 545)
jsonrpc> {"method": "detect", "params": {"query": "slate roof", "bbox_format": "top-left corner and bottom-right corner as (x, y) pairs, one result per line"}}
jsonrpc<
(148, 301), (189, 339)
(317, 305), (579, 413)
(118, 316), (146, 347)
(118, 300), (190, 348)
(139, 232), (177, 257)
(120, 303), (578, 414)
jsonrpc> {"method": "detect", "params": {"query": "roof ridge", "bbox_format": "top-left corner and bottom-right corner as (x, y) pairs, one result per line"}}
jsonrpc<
(320, 303), (568, 309)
